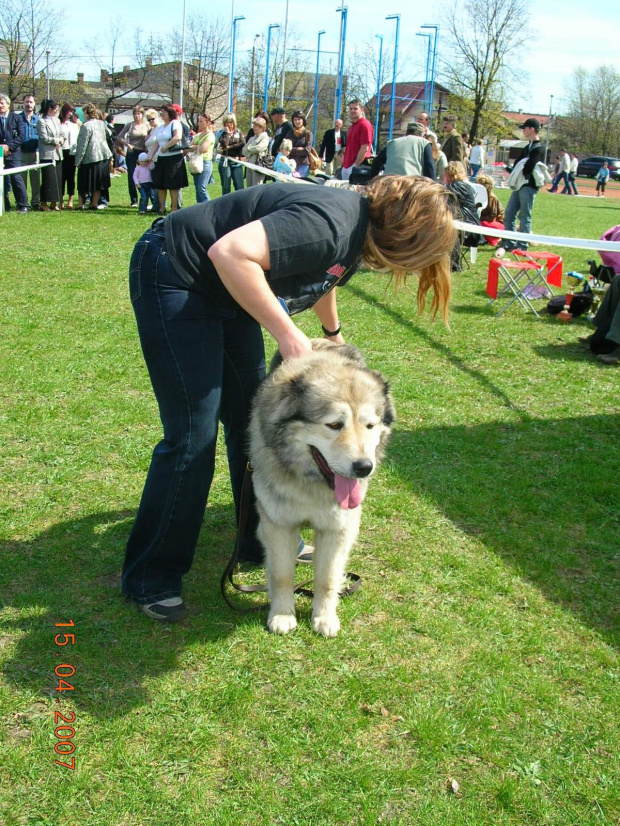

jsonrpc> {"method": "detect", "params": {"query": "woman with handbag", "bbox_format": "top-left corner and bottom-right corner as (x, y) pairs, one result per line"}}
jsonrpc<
(148, 104), (188, 214)
(187, 113), (215, 203)
(74, 104), (113, 210)
(242, 117), (270, 187)
(289, 110), (313, 178)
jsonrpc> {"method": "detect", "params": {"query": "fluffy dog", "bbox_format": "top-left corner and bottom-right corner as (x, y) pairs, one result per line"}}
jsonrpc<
(248, 340), (395, 637)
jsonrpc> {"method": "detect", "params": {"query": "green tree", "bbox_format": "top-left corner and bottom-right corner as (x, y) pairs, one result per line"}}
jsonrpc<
(556, 66), (620, 157)
(441, 0), (529, 141)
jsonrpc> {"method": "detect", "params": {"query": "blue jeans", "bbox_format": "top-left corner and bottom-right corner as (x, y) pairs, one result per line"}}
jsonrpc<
(192, 160), (213, 203)
(469, 163), (481, 180)
(550, 171), (569, 193)
(122, 222), (266, 604)
(562, 173), (579, 195)
(137, 183), (153, 212)
(218, 159), (244, 194)
(502, 185), (538, 250)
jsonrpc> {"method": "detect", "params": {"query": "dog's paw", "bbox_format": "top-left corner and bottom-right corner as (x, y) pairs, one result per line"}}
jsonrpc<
(267, 613), (298, 635)
(311, 613), (340, 638)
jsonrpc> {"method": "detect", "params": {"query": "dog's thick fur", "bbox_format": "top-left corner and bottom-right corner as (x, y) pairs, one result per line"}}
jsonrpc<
(248, 340), (395, 637)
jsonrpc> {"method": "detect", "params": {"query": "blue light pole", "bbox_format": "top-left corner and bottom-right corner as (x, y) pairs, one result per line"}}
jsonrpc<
(228, 15), (245, 112)
(313, 30), (326, 140)
(334, 6), (348, 121)
(416, 32), (431, 115)
(263, 24), (280, 113)
(374, 34), (383, 153)
(421, 24), (439, 128)
(385, 14), (400, 140)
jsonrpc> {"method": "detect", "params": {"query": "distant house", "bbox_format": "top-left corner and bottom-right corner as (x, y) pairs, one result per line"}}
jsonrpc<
(366, 81), (452, 138)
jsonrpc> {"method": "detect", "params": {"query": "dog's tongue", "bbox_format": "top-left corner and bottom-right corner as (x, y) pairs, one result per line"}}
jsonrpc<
(334, 474), (362, 509)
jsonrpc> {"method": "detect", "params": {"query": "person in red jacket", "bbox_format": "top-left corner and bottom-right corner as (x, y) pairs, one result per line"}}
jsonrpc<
(341, 99), (373, 181)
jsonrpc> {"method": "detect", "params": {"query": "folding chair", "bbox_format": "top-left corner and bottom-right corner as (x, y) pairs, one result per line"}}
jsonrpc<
(486, 258), (544, 317)
(512, 250), (563, 295)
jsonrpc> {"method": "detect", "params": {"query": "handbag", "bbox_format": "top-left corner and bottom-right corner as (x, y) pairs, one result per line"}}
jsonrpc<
(188, 151), (204, 175)
(308, 147), (323, 173)
(258, 154), (275, 170)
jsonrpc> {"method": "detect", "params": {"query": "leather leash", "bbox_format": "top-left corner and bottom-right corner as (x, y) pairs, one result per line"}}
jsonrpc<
(220, 464), (361, 612)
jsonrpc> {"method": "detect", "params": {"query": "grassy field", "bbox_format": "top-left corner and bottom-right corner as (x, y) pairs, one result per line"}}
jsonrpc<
(0, 177), (619, 825)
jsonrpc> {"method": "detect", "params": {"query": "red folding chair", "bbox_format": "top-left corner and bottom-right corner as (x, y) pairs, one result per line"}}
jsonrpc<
(486, 258), (544, 317)
(512, 250), (563, 294)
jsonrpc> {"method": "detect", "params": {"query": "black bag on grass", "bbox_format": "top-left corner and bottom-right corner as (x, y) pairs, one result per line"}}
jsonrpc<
(547, 289), (593, 318)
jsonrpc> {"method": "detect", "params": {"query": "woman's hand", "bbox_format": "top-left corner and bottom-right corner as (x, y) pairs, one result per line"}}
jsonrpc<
(277, 327), (313, 360)
(324, 332), (345, 345)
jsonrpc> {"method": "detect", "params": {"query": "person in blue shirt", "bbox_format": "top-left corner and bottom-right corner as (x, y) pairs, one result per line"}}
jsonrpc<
(596, 162), (610, 198)
(0, 93), (28, 212)
(19, 94), (40, 210)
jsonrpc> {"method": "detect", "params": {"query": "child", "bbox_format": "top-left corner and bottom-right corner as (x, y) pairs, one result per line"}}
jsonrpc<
(274, 139), (297, 176)
(596, 162), (610, 198)
(133, 152), (153, 214)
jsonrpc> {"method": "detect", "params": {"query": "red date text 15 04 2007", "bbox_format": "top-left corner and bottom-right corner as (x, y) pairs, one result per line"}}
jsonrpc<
(54, 620), (76, 770)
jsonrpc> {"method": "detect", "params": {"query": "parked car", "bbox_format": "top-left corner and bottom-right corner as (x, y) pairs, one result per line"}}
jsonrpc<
(576, 156), (620, 180)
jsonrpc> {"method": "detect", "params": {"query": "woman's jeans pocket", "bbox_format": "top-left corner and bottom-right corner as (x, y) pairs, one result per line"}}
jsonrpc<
(129, 239), (149, 305)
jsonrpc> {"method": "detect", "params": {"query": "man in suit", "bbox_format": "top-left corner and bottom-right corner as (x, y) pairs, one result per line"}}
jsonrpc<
(441, 115), (465, 172)
(0, 93), (29, 213)
(319, 118), (347, 175)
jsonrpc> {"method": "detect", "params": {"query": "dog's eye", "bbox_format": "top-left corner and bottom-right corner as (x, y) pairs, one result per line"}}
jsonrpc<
(366, 423), (376, 430)
(326, 422), (344, 431)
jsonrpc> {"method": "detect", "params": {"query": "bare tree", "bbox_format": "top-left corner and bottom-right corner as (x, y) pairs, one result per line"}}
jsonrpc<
(556, 66), (620, 157)
(0, 0), (64, 101)
(89, 25), (165, 111)
(441, 0), (530, 141)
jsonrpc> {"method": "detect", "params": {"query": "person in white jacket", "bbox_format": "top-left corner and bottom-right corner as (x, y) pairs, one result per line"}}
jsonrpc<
(550, 148), (570, 193)
(242, 117), (270, 186)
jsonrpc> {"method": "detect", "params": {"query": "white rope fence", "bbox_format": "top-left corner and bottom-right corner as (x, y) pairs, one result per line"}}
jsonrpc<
(4, 150), (620, 257)
(0, 155), (52, 217)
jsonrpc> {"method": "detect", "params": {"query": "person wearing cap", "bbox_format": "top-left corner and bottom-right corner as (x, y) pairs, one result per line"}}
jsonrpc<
(133, 151), (153, 214)
(370, 122), (436, 180)
(270, 107), (293, 156)
(501, 117), (545, 251)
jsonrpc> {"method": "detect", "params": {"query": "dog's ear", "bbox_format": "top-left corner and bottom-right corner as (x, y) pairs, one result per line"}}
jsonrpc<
(263, 366), (310, 423)
(369, 370), (396, 427)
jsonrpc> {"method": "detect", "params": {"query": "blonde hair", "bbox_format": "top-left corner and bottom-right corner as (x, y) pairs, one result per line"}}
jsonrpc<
(144, 108), (159, 121)
(475, 172), (494, 193)
(445, 161), (466, 182)
(223, 112), (237, 127)
(280, 138), (293, 153)
(362, 175), (456, 324)
(427, 132), (440, 161)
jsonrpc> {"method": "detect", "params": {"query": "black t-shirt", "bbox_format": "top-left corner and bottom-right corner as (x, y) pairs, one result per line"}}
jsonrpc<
(164, 185), (369, 315)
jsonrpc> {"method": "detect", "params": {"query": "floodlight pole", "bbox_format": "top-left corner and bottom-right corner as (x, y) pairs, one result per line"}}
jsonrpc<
(386, 14), (400, 141)
(280, 0), (290, 106)
(334, 6), (347, 122)
(374, 34), (383, 153)
(229, 16), (245, 112)
(313, 30), (326, 140)
(545, 94), (554, 164)
(264, 24), (280, 112)
(421, 24), (439, 128)
(250, 34), (260, 119)
(416, 33), (431, 114)
(179, 0), (187, 108)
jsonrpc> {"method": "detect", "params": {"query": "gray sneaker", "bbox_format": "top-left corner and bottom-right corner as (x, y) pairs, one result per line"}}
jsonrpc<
(597, 352), (620, 365)
(139, 597), (187, 622)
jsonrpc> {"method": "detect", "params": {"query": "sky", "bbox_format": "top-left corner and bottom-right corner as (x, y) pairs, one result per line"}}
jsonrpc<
(53, 0), (620, 117)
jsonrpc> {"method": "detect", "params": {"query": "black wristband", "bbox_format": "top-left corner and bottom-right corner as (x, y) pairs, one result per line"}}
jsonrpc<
(321, 323), (342, 337)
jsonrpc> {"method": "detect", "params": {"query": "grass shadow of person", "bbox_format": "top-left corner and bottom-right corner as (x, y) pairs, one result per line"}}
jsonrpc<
(387, 414), (620, 648)
(1, 504), (266, 720)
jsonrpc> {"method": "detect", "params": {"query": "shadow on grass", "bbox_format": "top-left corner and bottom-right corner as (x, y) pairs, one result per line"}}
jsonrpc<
(389, 414), (619, 649)
(533, 342), (608, 362)
(0, 505), (264, 717)
(347, 283), (532, 423)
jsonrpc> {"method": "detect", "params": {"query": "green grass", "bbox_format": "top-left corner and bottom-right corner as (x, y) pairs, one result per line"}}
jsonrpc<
(0, 177), (619, 825)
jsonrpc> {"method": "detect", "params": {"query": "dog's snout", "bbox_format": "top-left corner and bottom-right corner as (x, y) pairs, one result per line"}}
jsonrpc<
(352, 459), (373, 478)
